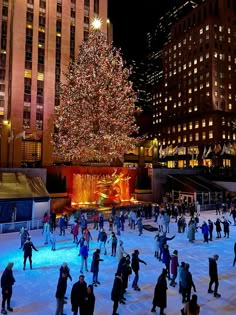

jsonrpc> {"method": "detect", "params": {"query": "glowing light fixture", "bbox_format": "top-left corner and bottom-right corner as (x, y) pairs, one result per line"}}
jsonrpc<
(91, 17), (102, 30)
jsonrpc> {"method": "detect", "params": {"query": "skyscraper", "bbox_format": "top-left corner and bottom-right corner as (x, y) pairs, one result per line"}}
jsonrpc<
(0, 0), (108, 167)
(150, 0), (236, 168)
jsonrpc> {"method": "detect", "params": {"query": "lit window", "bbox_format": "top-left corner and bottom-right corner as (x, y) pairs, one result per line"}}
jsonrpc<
(194, 86), (198, 92)
(219, 54), (224, 60)
(200, 28), (203, 34)
(194, 59), (197, 65)
(202, 132), (206, 140)
(169, 96), (172, 101)
(214, 52), (218, 58)
(178, 92), (181, 97)
(228, 133), (231, 140)
(188, 61), (192, 67)
(37, 72), (44, 81)
(183, 123), (187, 131)
(229, 84), (232, 89)
(183, 64), (186, 70)
(189, 122), (193, 130)
(229, 94), (232, 99)
(172, 126), (176, 132)
(222, 131), (226, 139)
(189, 134), (193, 141)
(206, 25), (209, 31)
(206, 53), (209, 58)
(200, 84), (203, 89)
(200, 56), (203, 62)
(219, 26), (223, 32)
(214, 91), (218, 97)
(194, 106), (198, 111)
(173, 103), (177, 108)
(229, 103), (232, 110)
(206, 34), (209, 40)
(195, 133), (199, 141)
(178, 101), (181, 107)
(228, 65), (231, 70)
(206, 92), (210, 96)
(168, 127), (171, 134)
(206, 82), (210, 87)
(228, 37), (231, 43)
(178, 125), (181, 132)
(188, 88), (192, 94)
(228, 28), (231, 34)
(165, 97), (168, 102)
(188, 107), (192, 113)
(164, 106), (167, 110)
(188, 97), (192, 103)
(183, 135), (187, 143)
(228, 56), (231, 62)
(189, 35), (191, 41)
(183, 39), (186, 44)
(209, 118), (213, 126)
(195, 121), (199, 128)
(174, 45), (176, 50)
(178, 42), (181, 47)
(178, 136), (181, 143)
(206, 72), (209, 77)
(209, 131), (213, 139)
(202, 119), (206, 127)
(24, 69), (32, 78)
(214, 81), (218, 86)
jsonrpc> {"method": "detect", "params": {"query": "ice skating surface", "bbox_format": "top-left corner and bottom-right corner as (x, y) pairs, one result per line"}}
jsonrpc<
(1, 211), (236, 315)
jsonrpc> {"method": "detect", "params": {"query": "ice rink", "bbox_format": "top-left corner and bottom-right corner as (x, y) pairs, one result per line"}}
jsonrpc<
(1, 210), (236, 315)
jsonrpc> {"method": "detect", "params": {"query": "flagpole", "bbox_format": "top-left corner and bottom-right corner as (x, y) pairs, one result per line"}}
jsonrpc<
(11, 129), (15, 167)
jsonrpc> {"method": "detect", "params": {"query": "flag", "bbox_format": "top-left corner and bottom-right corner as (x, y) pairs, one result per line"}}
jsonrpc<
(8, 130), (14, 143)
(220, 144), (227, 155)
(205, 146), (212, 157)
(15, 131), (26, 140)
(202, 145), (207, 159)
(172, 146), (178, 155)
(214, 144), (222, 154)
(159, 145), (162, 159)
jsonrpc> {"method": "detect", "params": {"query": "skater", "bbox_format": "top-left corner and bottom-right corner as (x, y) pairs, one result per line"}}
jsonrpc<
(220, 217), (230, 238)
(1, 262), (15, 315)
(151, 268), (168, 315)
(181, 263), (196, 303)
(170, 249), (179, 287)
(93, 212), (99, 230)
(162, 244), (171, 280)
(111, 272), (123, 315)
(208, 254), (221, 298)
(97, 228), (107, 255)
(107, 232), (118, 257)
(72, 221), (79, 243)
(154, 232), (160, 259)
(136, 216), (143, 236)
(50, 230), (56, 251)
(55, 272), (67, 315)
(90, 249), (103, 286)
(208, 219), (214, 241)
(59, 215), (66, 236)
(19, 227), (29, 249)
(23, 237), (38, 270)
(117, 240), (127, 262)
(214, 218), (222, 238)
(200, 221), (209, 243)
(80, 241), (89, 274)
(131, 249), (147, 291)
(71, 275), (87, 315)
(83, 228), (92, 251)
(183, 294), (200, 315)
(85, 285), (95, 315)
(42, 221), (50, 245)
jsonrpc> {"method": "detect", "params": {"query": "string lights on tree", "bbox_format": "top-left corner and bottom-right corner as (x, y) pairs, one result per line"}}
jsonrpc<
(52, 20), (141, 163)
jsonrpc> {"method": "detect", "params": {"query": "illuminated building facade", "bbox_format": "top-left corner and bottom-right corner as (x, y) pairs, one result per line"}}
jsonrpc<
(150, 0), (236, 168)
(0, 0), (108, 167)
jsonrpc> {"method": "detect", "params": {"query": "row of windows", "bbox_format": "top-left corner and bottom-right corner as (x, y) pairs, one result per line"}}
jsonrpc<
(160, 132), (236, 146)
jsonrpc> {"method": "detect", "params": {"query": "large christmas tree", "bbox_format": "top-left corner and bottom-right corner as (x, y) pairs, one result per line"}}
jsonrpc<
(52, 29), (141, 163)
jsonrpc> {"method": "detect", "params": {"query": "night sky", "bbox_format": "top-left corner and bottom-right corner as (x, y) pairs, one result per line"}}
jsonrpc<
(108, 0), (176, 61)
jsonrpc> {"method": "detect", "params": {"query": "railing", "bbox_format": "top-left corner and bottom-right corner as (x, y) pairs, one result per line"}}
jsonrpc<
(0, 220), (43, 234)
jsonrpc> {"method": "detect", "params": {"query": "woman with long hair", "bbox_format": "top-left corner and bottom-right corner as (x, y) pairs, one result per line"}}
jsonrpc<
(183, 294), (200, 315)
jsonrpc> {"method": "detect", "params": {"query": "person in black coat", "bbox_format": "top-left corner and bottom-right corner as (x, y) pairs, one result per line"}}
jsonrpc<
(1, 262), (15, 314)
(111, 272), (123, 315)
(23, 237), (38, 270)
(85, 285), (95, 315)
(208, 254), (221, 297)
(55, 273), (67, 315)
(71, 275), (87, 315)
(151, 268), (168, 315)
(208, 219), (214, 241)
(90, 249), (103, 286)
(59, 262), (72, 301)
(131, 250), (147, 291)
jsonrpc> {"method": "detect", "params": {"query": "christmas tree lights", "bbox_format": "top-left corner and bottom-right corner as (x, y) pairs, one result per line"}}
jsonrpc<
(52, 29), (141, 163)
